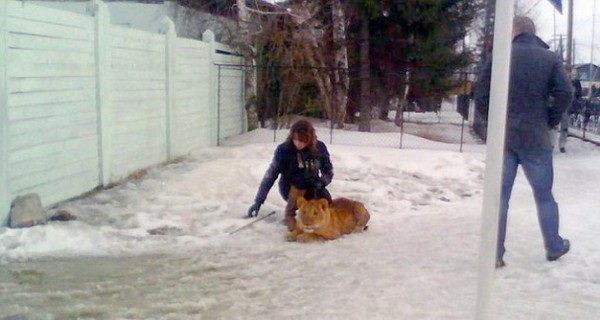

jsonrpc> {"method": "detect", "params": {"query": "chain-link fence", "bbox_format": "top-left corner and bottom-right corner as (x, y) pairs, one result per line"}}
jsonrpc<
(259, 103), (480, 151)
(569, 97), (600, 141)
(217, 64), (482, 151)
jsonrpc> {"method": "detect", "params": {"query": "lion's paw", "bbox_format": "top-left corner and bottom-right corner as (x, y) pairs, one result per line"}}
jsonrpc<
(285, 233), (297, 242)
(296, 232), (322, 243)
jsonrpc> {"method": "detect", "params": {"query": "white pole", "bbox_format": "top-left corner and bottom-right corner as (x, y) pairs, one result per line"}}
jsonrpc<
(566, 0), (574, 68)
(475, 0), (514, 319)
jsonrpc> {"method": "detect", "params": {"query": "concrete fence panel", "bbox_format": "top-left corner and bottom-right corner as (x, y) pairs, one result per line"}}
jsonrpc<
(5, 1), (100, 216)
(172, 37), (212, 155)
(214, 43), (245, 144)
(109, 25), (168, 180)
(0, 0), (246, 225)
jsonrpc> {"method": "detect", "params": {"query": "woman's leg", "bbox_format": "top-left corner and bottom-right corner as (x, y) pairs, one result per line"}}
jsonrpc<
(285, 186), (306, 231)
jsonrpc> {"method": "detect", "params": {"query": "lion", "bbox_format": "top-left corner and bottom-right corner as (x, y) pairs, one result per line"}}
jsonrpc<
(287, 196), (370, 243)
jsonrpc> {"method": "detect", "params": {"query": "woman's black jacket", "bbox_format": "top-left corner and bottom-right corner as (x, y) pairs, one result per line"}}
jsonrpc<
(253, 140), (333, 205)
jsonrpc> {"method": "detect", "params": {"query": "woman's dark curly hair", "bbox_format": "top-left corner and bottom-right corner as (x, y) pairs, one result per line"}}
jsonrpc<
(286, 119), (318, 155)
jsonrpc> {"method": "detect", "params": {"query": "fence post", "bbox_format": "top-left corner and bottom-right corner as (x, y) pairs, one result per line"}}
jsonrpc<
(160, 18), (176, 160)
(88, 0), (112, 186)
(0, 0), (9, 225)
(241, 64), (247, 133)
(202, 30), (218, 146)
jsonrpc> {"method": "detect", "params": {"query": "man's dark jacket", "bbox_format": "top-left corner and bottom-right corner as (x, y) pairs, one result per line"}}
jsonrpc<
(254, 140), (333, 205)
(475, 33), (574, 151)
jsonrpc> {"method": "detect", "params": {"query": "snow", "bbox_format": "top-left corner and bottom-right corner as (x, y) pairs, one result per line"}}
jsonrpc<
(1, 103), (600, 319)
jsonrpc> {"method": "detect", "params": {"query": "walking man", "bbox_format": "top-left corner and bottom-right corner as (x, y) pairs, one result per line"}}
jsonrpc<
(475, 16), (573, 267)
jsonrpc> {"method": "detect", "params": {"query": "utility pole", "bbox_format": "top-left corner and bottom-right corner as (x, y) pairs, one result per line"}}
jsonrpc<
(558, 34), (564, 60)
(548, 34), (566, 60)
(589, 0), (597, 99)
(566, 0), (574, 68)
(573, 38), (576, 65)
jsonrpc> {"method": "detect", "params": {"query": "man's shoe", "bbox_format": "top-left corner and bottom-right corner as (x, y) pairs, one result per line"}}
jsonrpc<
(560, 147), (566, 153)
(547, 239), (570, 261)
(495, 260), (506, 268)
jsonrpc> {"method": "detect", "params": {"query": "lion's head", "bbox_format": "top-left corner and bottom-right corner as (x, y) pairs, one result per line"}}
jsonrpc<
(295, 197), (331, 233)
(288, 196), (369, 242)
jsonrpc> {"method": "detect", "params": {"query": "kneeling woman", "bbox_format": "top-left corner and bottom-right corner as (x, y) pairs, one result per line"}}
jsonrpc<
(247, 119), (333, 230)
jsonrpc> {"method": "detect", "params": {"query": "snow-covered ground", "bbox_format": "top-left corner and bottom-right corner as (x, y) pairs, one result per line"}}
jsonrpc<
(1, 104), (600, 319)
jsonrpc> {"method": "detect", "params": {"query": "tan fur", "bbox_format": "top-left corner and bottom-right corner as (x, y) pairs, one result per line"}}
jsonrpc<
(287, 197), (370, 243)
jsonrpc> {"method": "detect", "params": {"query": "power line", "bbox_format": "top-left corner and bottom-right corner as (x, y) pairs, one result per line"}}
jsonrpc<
(524, 0), (544, 16)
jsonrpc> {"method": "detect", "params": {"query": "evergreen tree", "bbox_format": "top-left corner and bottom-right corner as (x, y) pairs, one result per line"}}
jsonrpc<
(345, 0), (480, 127)
(177, 0), (481, 130)
(383, 0), (480, 113)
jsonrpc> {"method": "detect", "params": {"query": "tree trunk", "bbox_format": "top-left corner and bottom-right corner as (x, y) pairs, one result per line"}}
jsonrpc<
(395, 68), (410, 126)
(358, 8), (370, 132)
(237, 0), (258, 130)
(331, 0), (349, 129)
(301, 37), (332, 121)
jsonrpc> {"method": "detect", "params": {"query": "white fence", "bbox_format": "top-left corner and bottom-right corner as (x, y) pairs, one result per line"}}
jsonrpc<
(0, 0), (246, 225)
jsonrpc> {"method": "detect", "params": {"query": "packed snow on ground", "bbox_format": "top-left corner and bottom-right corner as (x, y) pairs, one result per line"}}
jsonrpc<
(1, 104), (600, 319)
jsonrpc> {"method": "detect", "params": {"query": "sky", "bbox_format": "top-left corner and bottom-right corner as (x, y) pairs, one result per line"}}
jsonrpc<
(523, 0), (600, 65)
(1, 102), (600, 319)
(33, 0), (596, 66)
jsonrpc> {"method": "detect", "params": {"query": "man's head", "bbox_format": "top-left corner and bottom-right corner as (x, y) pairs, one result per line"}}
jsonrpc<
(512, 16), (536, 39)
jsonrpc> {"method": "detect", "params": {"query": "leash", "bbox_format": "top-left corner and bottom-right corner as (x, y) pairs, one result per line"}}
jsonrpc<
(229, 211), (276, 235)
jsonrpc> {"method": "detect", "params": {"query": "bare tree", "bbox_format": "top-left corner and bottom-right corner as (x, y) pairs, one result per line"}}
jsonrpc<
(250, 0), (351, 128)
(236, 0), (259, 129)
(330, 0), (350, 128)
(358, 7), (371, 132)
